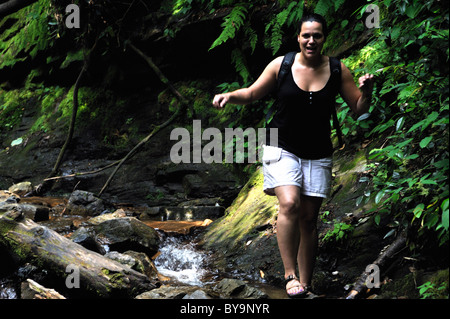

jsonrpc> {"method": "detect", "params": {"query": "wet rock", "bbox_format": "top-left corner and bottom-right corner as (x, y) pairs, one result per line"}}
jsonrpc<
(135, 285), (196, 299)
(123, 250), (160, 282)
(0, 203), (48, 222)
(0, 190), (20, 207)
(93, 217), (160, 257)
(0, 190), (13, 202)
(8, 182), (32, 196)
(137, 206), (161, 220)
(87, 209), (127, 225)
(213, 278), (268, 299)
(70, 226), (106, 255)
(105, 251), (137, 268)
(143, 219), (213, 236)
(67, 190), (105, 216)
(104, 250), (161, 284)
(182, 289), (212, 299)
(21, 279), (66, 299)
(20, 204), (49, 222)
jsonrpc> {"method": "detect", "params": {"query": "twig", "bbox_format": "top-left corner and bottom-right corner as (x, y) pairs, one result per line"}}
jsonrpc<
(43, 160), (121, 181)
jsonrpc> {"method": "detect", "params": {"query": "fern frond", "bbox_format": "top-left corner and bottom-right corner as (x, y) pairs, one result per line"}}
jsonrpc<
(231, 48), (251, 84)
(287, 1), (304, 27)
(334, 0), (346, 12)
(268, 2), (298, 55)
(244, 23), (258, 54)
(209, 5), (248, 51)
(314, 0), (330, 16)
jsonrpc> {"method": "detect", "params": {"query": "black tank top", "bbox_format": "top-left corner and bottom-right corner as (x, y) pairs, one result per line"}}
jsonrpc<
(267, 58), (340, 159)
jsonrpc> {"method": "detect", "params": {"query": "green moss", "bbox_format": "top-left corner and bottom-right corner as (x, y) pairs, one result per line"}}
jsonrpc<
(101, 268), (126, 288)
(203, 167), (278, 250)
(0, 89), (27, 132)
(0, 0), (55, 69)
(0, 216), (34, 261)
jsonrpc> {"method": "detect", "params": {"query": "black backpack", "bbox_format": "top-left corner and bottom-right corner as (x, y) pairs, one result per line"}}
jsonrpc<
(270, 52), (344, 149)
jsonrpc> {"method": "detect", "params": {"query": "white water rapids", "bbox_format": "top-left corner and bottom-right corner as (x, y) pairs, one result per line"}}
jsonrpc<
(154, 236), (210, 286)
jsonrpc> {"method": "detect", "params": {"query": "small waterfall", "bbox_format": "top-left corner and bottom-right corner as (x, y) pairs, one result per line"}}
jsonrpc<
(154, 236), (209, 286)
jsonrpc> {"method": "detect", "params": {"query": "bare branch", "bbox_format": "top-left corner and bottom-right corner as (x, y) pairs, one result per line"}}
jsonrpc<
(0, 0), (37, 18)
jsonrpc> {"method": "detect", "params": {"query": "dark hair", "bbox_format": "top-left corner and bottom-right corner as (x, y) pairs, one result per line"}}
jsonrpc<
(298, 13), (328, 38)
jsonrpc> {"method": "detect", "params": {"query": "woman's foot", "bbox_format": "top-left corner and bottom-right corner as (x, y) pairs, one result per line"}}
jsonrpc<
(285, 275), (308, 298)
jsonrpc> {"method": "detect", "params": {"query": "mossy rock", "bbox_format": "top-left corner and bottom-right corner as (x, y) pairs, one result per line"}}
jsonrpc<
(202, 167), (278, 251)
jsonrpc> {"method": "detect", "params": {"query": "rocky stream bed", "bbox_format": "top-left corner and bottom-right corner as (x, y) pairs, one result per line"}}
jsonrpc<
(1, 150), (447, 301)
(0, 186), (286, 300)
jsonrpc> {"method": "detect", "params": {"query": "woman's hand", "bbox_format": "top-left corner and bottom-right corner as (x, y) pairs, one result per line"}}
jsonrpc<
(212, 93), (229, 109)
(358, 74), (375, 96)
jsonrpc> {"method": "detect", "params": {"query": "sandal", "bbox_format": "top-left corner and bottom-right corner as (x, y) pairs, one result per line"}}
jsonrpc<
(284, 275), (308, 298)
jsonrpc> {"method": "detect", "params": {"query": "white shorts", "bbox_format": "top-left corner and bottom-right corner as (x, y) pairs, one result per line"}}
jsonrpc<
(262, 145), (333, 198)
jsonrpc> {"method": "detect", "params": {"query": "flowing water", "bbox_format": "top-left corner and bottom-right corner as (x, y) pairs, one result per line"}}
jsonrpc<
(154, 235), (211, 286)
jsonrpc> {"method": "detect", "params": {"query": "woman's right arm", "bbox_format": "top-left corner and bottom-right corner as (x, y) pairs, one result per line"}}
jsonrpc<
(212, 56), (283, 109)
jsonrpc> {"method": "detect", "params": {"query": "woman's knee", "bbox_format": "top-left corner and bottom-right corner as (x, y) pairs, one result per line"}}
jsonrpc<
(278, 196), (301, 216)
(298, 195), (322, 225)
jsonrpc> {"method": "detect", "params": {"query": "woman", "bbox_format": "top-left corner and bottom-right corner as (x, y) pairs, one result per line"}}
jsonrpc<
(212, 13), (374, 298)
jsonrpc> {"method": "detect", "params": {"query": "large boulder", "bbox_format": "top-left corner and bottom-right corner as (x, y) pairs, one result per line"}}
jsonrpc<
(94, 217), (160, 258)
(66, 190), (106, 216)
(213, 278), (268, 299)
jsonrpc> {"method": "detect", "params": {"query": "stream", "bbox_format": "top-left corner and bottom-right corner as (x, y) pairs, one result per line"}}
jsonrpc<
(154, 235), (212, 287)
(0, 194), (286, 299)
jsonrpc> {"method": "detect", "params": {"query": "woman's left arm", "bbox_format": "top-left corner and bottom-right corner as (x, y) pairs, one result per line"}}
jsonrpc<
(339, 62), (375, 116)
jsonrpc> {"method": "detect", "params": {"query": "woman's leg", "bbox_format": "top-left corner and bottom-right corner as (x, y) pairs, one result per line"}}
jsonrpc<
(297, 194), (323, 286)
(274, 185), (302, 295)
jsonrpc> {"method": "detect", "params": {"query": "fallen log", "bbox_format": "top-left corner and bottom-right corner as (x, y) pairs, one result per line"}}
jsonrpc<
(0, 207), (157, 298)
(346, 232), (407, 299)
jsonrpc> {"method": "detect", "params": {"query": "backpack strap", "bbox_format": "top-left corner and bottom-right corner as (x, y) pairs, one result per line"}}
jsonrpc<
(266, 52), (297, 123)
(329, 57), (345, 150)
(277, 51), (297, 90)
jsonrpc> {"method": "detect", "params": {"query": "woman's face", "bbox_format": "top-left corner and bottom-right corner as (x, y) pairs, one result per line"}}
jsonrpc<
(297, 21), (326, 57)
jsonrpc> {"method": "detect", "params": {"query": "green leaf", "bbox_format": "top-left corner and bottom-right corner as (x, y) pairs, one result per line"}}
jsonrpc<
(441, 199), (449, 231)
(11, 137), (23, 147)
(334, 0), (346, 11)
(408, 112), (439, 133)
(405, 4), (422, 19)
(374, 214), (381, 225)
(209, 5), (247, 51)
(413, 203), (425, 219)
(314, 0), (329, 16)
(396, 117), (405, 131)
(419, 136), (433, 148)
(375, 190), (386, 204)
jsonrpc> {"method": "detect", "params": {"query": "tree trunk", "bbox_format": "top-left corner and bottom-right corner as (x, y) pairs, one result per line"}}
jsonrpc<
(0, 208), (156, 298)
